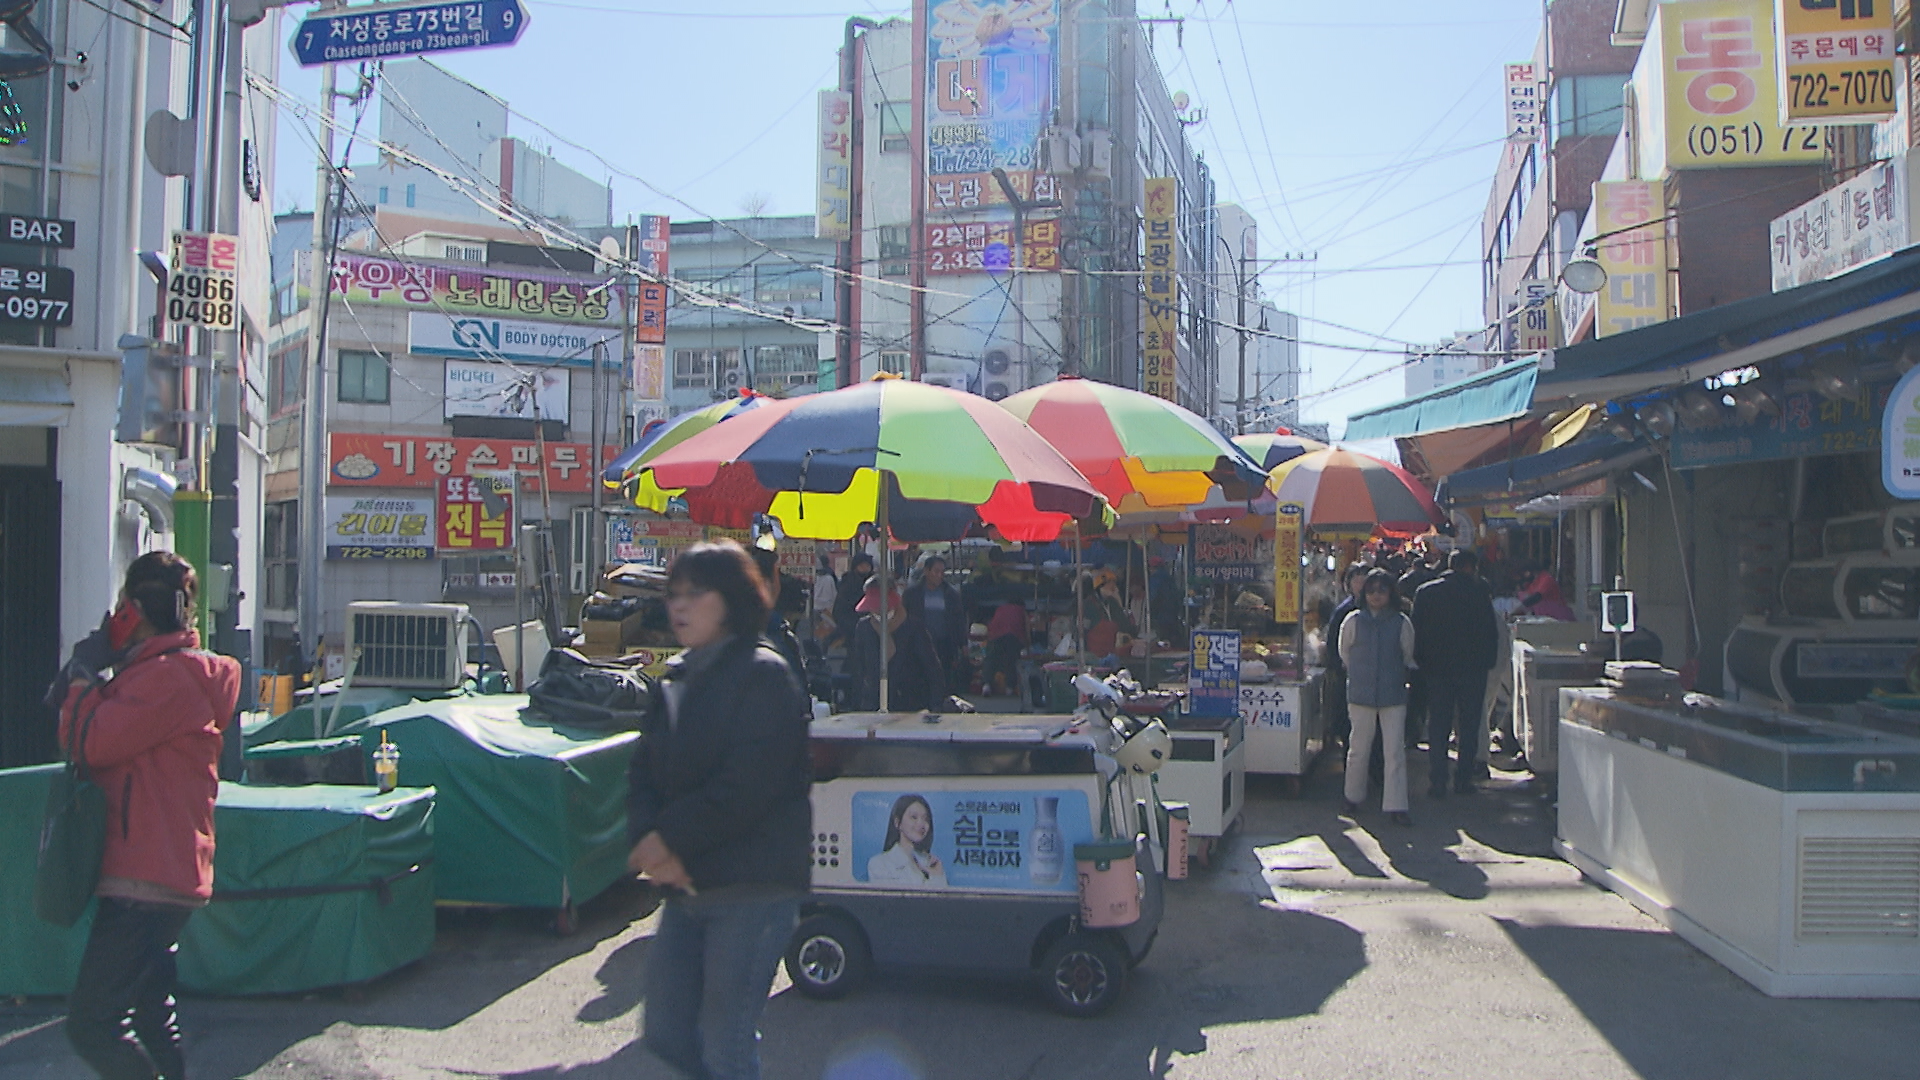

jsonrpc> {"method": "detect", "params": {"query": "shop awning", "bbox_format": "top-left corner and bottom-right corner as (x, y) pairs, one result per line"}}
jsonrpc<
(0, 368), (71, 426)
(1343, 357), (1538, 441)
(1436, 435), (1657, 508)
(1537, 244), (1920, 405)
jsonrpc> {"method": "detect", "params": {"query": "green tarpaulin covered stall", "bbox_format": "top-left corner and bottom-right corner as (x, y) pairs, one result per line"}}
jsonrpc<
(242, 687), (449, 748)
(336, 696), (639, 913)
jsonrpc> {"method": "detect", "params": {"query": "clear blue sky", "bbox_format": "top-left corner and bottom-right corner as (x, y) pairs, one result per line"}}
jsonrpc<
(273, 0), (1546, 433)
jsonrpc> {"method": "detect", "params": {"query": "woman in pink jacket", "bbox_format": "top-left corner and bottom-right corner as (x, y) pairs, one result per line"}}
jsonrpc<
(55, 552), (240, 1080)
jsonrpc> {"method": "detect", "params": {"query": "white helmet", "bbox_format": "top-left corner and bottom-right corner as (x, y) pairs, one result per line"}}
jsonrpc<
(1114, 718), (1172, 775)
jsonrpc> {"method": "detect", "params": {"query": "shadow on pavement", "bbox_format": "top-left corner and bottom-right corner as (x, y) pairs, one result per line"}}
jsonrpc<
(1496, 918), (1920, 1080)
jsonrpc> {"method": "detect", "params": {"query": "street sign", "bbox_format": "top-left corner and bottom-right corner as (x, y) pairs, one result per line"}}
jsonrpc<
(291, 0), (529, 67)
(0, 263), (73, 326)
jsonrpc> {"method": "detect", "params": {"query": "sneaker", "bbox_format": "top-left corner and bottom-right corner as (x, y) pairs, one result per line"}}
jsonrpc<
(1389, 811), (1413, 827)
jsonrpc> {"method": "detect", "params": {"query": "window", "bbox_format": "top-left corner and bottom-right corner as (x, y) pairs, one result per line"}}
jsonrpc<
(681, 269), (747, 300)
(337, 349), (390, 404)
(754, 264), (822, 303)
(269, 338), (306, 414)
(405, 183), (417, 208)
(752, 344), (820, 388)
(878, 350), (909, 377)
(378, 186), (389, 204)
(442, 244), (485, 262)
(1555, 73), (1628, 141)
(673, 348), (742, 390)
(262, 502), (298, 612)
(879, 102), (911, 153)
(879, 225), (911, 277)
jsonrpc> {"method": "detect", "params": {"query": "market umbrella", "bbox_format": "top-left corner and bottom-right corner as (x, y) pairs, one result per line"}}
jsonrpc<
(600, 392), (769, 507)
(1232, 429), (1328, 472)
(631, 376), (1108, 709)
(1264, 448), (1444, 535)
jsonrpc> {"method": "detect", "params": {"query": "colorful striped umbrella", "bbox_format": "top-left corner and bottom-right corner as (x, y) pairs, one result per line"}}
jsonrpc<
(1232, 430), (1328, 472)
(601, 393), (769, 510)
(1265, 448), (1444, 534)
(999, 377), (1268, 514)
(631, 377), (1106, 542)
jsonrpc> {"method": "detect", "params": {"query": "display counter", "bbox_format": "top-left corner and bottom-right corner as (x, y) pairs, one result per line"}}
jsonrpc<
(1241, 671), (1326, 782)
(1156, 711), (1245, 843)
(1556, 687), (1920, 998)
(1511, 641), (1605, 779)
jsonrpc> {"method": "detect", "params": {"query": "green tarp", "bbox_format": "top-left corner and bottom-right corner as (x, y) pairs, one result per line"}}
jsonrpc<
(0, 771), (436, 997)
(337, 696), (639, 910)
(242, 687), (444, 747)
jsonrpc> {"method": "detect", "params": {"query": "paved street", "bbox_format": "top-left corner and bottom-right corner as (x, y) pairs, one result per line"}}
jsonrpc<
(4, 759), (1915, 1080)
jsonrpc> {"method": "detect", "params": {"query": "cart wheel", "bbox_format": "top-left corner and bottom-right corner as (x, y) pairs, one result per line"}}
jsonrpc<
(785, 913), (870, 1000)
(1038, 931), (1130, 1017)
(554, 903), (578, 936)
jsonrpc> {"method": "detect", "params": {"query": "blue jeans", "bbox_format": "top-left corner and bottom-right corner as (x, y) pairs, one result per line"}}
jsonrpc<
(1425, 672), (1486, 791)
(642, 893), (800, 1080)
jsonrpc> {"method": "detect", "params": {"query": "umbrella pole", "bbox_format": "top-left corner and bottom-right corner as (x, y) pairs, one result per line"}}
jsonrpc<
(1140, 537), (1151, 664)
(1074, 522), (1086, 673)
(878, 474), (891, 712)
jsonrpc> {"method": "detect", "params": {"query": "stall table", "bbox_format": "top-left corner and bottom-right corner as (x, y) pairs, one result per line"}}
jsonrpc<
(1156, 711), (1246, 862)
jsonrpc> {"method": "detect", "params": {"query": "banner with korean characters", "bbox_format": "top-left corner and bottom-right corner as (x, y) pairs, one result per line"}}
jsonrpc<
(924, 218), (1061, 275)
(1769, 159), (1908, 291)
(1593, 180), (1671, 337)
(1143, 176), (1178, 401)
(817, 91), (853, 241)
(0, 263), (73, 327)
(1191, 523), (1273, 584)
(1273, 502), (1302, 619)
(437, 474), (514, 552)
(444, 359), (569, 420)
(168, 231), (239, 331)
(923, 0), (1059, 213)
(328, 433), (618, 493)
(633, 214), (670, 345)
(328, 252), (625, 326)
(1504, 62), (1542, 166)
(1884, 366), (1920, 497)
(824, 782), (1095, 895)
(1638, 0), (1822, 174)
(325, 495), (435, 560)
(1189, 629), (1241, 718)
(1776, 0), (1895, 123)
(1677, 377), (1890, 470)
(1506, 279), (1557, 354)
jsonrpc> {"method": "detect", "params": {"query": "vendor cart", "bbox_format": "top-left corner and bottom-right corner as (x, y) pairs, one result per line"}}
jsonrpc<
(787, 709), (1166, 1015)
(1241, 672), (1327, 788)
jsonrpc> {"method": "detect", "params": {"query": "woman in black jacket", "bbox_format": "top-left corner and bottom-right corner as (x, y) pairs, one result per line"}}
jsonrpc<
(626, 541), (811, 1080)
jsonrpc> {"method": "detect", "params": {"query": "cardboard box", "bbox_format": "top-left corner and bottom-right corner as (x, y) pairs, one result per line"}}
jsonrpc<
(583, 612), (645, 647)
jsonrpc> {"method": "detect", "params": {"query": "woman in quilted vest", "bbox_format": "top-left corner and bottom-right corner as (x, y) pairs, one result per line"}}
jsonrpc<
(1337, 568), (1417, 827)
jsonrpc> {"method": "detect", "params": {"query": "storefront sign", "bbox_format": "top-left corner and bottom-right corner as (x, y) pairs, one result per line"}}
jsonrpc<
(633, 344), (665, 400)
(329, 432), (616, 492)
(1676, 379), (1890, 469)
(443, 359), (569, 420)
(1883, 366), (1920, 497)
(1776, 0), (1896, 124)
(634, 215), (670, 346)
(1143, 176), (1178, 401)
(168, 231), (239, 331)
(0, 213), (75, 248)
(1191, 523), (1271, 583)
(1593, 180), (1670, 337)
(1240, 683), (1297, 731)
(324, 495), (435, 560)
(924, 218), (1061, 274)
(1504, 62), (1542, 144)
(1640, 0), (1822, 174)
(1506, 279), (1556, 353)
(817, 90), (853, 241)
(1189, 629), (1241, 718)
(329, 252), (622, 325)
(408, 311), (621, 367)
(923, 0), (1059, 212)
(1769, 160), (1907, 291)
(0, 262), (73, 326)
(841, 786), (1093, 894)
(1273, 502), (1303, 618)
(436, 474), (514, 551)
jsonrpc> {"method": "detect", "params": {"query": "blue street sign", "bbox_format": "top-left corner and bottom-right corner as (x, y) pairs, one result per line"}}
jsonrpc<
(291, 0), (529, 67)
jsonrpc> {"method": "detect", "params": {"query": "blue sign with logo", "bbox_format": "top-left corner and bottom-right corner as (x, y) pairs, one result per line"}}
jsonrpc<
(292, 0), (529, 68)
(848, 789), (1092, 894)
(1188, 629), (1241, 718)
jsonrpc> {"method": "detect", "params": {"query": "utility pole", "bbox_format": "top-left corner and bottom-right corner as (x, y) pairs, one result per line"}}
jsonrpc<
(1219, 225), (1254, 434)
(297, 51), (340, 672)
(993, 167), (1062, 390)
(839, 17), (877, 388)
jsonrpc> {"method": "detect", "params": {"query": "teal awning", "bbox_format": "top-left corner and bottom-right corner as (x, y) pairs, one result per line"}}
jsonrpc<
(1343, 358), (1539, 441)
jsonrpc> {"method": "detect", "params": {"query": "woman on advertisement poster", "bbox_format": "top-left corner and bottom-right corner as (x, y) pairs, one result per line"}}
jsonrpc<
(866, 794), (948, 888)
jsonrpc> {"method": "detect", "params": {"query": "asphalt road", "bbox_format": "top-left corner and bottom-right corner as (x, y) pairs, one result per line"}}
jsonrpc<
(4, 757), (1916, 1080)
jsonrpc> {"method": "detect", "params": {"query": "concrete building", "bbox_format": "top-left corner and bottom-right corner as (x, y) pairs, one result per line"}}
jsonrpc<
(1402, 331), (1495, 399)
(0, 4), (278, 766)
(1212, 203), (1300, 431)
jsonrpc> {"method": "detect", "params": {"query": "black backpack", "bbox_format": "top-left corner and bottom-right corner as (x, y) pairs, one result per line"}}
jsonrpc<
(526, 648), (651, 730)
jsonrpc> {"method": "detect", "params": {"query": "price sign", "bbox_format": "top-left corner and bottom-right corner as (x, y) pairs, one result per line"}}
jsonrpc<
(436, 474), (515, 551)
(0, 262), (73, 326)
(168, 231), (239, 331)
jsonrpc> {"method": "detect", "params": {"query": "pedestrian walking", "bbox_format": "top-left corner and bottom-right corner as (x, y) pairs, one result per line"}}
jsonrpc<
(1339, 569), (1415, 826)
(626, 541), (812, 1080)
(57, 551), (242, 1080)
(902, 553), (968, 687)
(1412, 549), (1499, 798)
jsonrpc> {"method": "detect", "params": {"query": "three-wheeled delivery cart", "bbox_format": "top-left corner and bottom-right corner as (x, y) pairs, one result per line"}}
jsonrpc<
(785, 706), (1169, 1015)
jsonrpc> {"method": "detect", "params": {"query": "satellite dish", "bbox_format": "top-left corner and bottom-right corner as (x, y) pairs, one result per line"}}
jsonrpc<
(1172, 91), (1190, 112)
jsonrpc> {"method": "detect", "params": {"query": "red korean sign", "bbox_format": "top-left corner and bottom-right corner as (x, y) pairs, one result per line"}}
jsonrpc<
(924, 219), (1061, 275)
(437, 475), (514, 552)
(329, 433), (617, 492)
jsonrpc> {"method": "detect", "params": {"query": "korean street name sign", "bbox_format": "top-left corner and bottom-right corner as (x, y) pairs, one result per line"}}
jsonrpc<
(292, 0), (529, 67)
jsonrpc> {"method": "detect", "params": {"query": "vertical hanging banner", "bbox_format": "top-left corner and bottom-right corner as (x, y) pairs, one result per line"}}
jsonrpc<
(634, 215), (670, 346)
(1506, 279), (1557, 354)
(1593, 180), (1670, 337)
(1142, 177), (1178, 401)
(1776, 0), (1895, 124)
(817, 90), (853, 241)
(1504, 62), (1542, 167)
(923, 0), (1060, 213)
(168, 231), (240, 331)
(436, 474), (515, 552)
(1273, 502), (1302, 620)
(633, 344), (665, 399)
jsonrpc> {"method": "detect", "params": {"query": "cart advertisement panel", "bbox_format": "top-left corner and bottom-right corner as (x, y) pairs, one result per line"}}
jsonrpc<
(813, 780), (1096, 895)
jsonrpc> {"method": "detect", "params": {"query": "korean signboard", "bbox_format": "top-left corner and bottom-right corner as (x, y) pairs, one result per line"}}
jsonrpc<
(1504, 62), (1542, 146)
(829, 784), (1093, 895)
(633, 344), (665, 400)
(0, 262), (73, 327)
(1143, 176), (1179, 401)
(443, 359), (568, 421)
(924, 219), (1061, 275)
(817, 90), (853, 241)
(168, 231), (239, 331)
(634, 214), (670, 346)
(1506, 279), (1556, 354)
(1189, 629), (1241, 718)
(437, 474), (514, 552)
(324, 495), (435, 560)
(923, 0), (1059, 212)
(328, 252), (623, 326)
(408, 311), (620, 367)
(1675, 378), (1889, 469)
(1191, 523), (1272, 583)
(1639, 0), (1822, 175)
(1593, 180), (1671, 337)
(329, 433), (615, 493)
(1273, 502), (1302, 618)
(1776, 0), (1895, 123)
(1769, 159), (1908, 291)
(1883, 368), (1920, 497)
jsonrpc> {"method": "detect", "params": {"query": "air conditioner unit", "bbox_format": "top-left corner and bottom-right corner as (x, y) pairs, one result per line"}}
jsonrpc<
(984, 381), (1011, 401)
(345, 602), (472, 689)
(919, 372), (967, 391)
(983, 349), (1012, 376)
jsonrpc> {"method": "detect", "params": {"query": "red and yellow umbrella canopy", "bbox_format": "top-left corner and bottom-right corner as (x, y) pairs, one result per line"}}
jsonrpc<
(1266, 448), (1444, 535)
